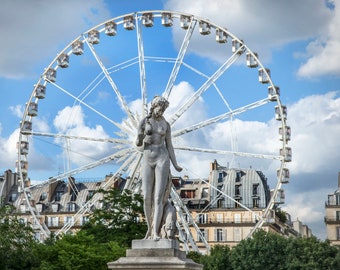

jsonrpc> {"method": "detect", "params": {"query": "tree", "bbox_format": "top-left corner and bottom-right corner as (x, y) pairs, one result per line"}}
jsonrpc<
(0, 202), (39, 270)
(200, 245), (232, 270)
(284, 236), (340, 269)
(82, 188), (147, 247)
(230, 230), (340, 270)
(32, 231), (126, 270)
(230, 230), (290, 270)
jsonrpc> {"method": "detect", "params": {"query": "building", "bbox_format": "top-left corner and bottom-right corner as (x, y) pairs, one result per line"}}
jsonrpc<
(174, 160), (311, 251)
(325, 172), (340, 246)
(0, 169), (124, 241)
(1, 160), (311, 249)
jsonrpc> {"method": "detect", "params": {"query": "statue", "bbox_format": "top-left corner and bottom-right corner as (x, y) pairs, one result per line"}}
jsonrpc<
(136, 96), (182, 241)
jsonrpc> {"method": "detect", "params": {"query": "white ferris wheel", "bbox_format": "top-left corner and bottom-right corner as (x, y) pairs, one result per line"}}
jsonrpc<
(17, 10), (291, 252)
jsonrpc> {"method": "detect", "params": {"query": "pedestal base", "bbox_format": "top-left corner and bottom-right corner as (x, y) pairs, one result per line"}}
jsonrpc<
(107, 239), (203, 270)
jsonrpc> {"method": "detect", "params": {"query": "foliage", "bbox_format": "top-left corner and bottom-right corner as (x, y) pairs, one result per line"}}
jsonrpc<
(187, 251), (203, 264)
(200, 245), (232, 270)
(82, 188), (147, 247)
(230, 230), (288, 270)
(275, 208), (288, 223)
(186, 231), (340, 270)
(0, 202), (39, 270)
(32, 231), (125, 270)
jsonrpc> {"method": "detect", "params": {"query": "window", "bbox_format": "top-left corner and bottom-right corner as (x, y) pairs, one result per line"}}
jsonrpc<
(215, 228), (224, 242)
(202, 188), (209, 198)
(180, 189), (195, 198)
(336, 211), (340, 221)
(236, 171), (242, 182)
(67, 203), (76, 212)
(34, 232), (41, 241)
(87, 190), (94, 201)
(51, 203), (59, 212)
(197, 229), (207, 242)
(65, 216), (74, 226)
(253, 198), (259, 208)
(216, 213), (223, 223)
(235, 185), (241, 196)
(55, 191), (63, 201)
(235, 198), (241, 208)
(253, 184), (259, 196)
(197, 213), (208, 224)
(336, 195), (340, 205)
(217, 198), (224, 208)
(234, 213), (241, 223)
(234, 228), (241, 242)
(218, 172), (224, 183)
(70, 192), (77, 201)
(48, 216), (59, 227)
(337, 227), (340, 240)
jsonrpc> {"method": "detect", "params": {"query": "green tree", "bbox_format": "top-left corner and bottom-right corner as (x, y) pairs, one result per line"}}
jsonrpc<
(82, 188), (147, 247)
(230, 230), (288, 270)
(32, 231), (125, 270)
(200, 245), (232, 270)
(284, 236), (340, 269)
(0, 202), (39, 270)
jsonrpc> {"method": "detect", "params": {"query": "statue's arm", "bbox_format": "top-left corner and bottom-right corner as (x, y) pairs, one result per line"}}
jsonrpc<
(136, 118), (146, 147)
(165, 122), (182, 172)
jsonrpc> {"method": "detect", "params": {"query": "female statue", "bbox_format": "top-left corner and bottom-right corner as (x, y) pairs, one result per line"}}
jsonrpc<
(136, 96), (182, 240)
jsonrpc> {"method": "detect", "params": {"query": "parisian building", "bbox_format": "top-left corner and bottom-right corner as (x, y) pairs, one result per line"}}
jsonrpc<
(325, 172), (340, 246)
(1, 160), (311, 248)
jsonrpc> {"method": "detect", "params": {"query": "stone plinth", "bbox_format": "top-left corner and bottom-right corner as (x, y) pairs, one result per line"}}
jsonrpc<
(107, 239), (203, 270)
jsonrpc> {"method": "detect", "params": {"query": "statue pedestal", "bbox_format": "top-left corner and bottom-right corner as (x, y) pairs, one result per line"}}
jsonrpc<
(107, 239), (203, 270)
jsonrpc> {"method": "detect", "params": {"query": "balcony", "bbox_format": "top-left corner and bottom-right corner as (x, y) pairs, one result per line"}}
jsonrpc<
(196, 217), (257, 226)
(325, 201), (340, 208)
(324, 217), (340, 224)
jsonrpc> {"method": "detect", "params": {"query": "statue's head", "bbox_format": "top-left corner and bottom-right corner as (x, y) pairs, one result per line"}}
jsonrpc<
(151, 95), (169, 112)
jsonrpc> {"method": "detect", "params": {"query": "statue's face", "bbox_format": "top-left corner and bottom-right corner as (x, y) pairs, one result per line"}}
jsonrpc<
(153, 104), (165, 118)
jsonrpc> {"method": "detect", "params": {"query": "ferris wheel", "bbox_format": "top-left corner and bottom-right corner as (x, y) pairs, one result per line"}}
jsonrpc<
(17, 10), (291, 252)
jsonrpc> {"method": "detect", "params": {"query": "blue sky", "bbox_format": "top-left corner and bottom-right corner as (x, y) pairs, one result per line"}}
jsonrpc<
(1, 0), (340, 240)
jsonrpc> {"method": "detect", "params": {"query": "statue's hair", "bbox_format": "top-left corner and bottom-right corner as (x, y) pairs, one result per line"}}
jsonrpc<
(147, 96), (169, 119)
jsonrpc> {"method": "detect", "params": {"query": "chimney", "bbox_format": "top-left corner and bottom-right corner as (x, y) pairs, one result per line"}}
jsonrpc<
(338, 172), (340, 188)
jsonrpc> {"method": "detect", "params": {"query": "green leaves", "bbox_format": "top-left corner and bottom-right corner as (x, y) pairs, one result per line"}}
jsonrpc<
(188, 230), (340, 270)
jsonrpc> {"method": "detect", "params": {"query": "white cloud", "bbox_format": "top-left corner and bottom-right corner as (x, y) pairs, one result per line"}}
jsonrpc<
(283, 188), (330, 239)
(165, 0), (333, 64)
(298, 0), (340, 77)
(288, 91), (340, 173)
(53, 105), (111, 166)
(0, 0), (110, 79)
(9, 105), (24, 118)
(0, 128), (19, 169)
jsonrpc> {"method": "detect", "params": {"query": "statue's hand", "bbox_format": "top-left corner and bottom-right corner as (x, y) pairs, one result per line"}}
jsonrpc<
(174, 165), (183, 172)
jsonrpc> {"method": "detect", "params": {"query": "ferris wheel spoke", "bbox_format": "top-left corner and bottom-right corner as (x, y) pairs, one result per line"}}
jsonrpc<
(163, 18), (197, 99)
(83, 36), (138, 128)
(175, 146), (282, 160)
(46, 80), (133, 135)
(136, 14), (148, 117)
(25, 147), (135, 190)
(173, 98), (270, 137)
(56, 151), (140, 236)
(25, 131), (132, 145)
(169, 45), (245, 126)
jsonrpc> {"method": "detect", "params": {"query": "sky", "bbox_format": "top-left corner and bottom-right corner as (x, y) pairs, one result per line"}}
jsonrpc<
(0, 0), (340, 240)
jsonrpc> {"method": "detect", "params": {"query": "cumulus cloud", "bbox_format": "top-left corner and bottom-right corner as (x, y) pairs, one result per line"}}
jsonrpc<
(0, 128), (20, 169)
(298, 0), (340, 77)
(0, 0), (110, 79)
(288, 91), (340, 173)
(165, 0), (333, 64)
(53, 105), (112, 166)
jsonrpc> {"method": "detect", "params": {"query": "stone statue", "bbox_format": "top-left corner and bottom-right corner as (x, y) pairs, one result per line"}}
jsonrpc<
(136, 96), (182, 241)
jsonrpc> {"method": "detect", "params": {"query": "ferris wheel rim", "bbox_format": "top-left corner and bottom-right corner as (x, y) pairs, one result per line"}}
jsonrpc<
(17, 10), (290, 250)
